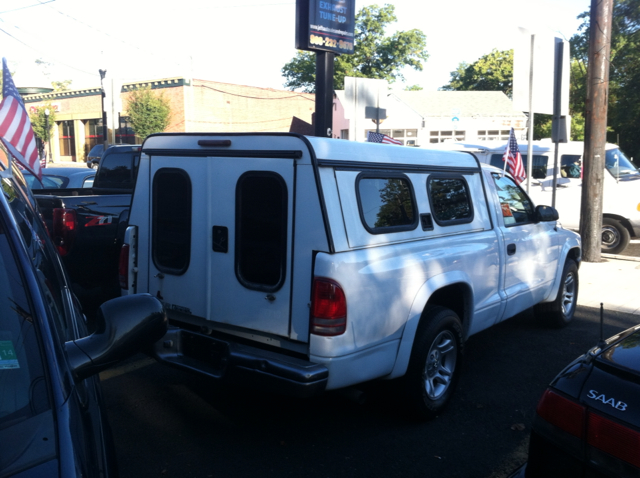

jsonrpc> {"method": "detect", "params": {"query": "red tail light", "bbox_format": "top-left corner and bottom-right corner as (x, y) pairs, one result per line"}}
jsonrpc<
(588, 412), (640, 468)
(52, 208), (77, 256)
(310, 278), (346, 336)
(119, 244), (130, 289)
(537, 388), (640, 469)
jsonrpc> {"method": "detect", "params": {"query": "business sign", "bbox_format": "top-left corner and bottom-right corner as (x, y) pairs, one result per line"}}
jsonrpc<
(296, 0), (356, 55)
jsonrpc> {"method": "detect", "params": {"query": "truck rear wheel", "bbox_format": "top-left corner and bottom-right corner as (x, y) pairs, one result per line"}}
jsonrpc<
(404, 306), (463, 420)
(601, 218), (630, 254)
(534, 258), (578, 328)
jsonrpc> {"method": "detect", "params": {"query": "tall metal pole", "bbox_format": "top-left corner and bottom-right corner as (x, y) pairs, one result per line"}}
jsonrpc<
(315, 52), (334, 138)
(99, 69), (108, 148)
(580, 0), (614, 262)
(44, 109), (52, 163)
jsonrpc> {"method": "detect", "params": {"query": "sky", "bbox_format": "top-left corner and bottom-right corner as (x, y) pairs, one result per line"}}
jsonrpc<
(1, 0), (591, 93)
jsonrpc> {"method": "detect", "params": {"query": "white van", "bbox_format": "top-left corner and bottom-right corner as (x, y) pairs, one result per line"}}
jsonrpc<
(428, 139), (640, 254)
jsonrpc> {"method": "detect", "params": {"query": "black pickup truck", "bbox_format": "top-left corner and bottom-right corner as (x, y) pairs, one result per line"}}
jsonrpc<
(33, 144), (140, 311)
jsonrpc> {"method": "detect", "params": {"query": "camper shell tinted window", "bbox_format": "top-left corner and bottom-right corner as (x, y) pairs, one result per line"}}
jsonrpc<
(356, 173), (418, 234)
(427, 175), (474, 226)
(152, 168), (192, 275)
(235, 172), (288, 292)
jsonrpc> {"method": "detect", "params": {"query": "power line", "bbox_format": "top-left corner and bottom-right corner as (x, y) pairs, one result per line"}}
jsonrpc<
(0, 0), (55, 15)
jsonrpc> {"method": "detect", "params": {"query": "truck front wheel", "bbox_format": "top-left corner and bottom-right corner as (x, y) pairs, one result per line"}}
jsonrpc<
(404, 306), (463, 420)
(534, 258), (578, 328)
(601, 218), (630, 254)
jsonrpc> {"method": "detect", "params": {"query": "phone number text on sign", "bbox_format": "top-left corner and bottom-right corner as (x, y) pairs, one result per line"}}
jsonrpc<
(309, 34), (354, 53)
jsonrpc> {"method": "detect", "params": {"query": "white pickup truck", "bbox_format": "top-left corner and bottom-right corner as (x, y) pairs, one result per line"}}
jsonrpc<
(120, 133), (581, 418)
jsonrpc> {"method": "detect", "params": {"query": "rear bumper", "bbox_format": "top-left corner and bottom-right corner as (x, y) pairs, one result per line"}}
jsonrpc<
(152, 327), (328, 398)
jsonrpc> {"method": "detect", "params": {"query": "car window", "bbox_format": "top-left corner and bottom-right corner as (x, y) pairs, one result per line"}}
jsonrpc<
(490, 154), (548, 179)
(99, 151), (135, 188)
(427, 175), (474, 225)
(83, 176), (95, 188)
(356, 173), (417, 233)
(2, 178), (73, 342)
(0, 205), (51, 432)
(491, 172), (536, 226)
(88, 145), (103, 157)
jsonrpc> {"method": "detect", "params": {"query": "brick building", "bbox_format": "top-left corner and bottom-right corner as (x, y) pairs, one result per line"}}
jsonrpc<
(22, 78), (316, 163)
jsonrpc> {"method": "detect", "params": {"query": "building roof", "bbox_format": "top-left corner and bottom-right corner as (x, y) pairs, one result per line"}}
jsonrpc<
(390, 90), (525, 118)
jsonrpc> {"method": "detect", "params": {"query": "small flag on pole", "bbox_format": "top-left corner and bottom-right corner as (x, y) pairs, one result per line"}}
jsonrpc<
(502, 128), (526, 184)
(0, 57), (42, 179)
(366, 131), (403, 145)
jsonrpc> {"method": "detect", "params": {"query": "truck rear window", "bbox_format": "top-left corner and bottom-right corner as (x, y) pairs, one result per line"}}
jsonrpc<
(427, 176), (474, 225)
(152, 168), (192, 274)
(235, 172), (288, 292)
(356, 173), (417, 234)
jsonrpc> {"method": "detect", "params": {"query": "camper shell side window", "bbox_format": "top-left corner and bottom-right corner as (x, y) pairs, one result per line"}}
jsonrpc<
(426, 174), (474, 226)
(356, 172), (418, 235)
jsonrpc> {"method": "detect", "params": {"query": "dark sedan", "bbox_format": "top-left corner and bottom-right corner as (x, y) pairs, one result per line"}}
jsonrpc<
(511, 320), (640, 477)
(0, 160), (167, 477)
(23, 167), (96, 189)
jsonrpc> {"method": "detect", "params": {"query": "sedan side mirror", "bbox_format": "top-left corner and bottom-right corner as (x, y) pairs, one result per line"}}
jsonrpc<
(536, 205), (559, 222)
(66, 293), (167, 381)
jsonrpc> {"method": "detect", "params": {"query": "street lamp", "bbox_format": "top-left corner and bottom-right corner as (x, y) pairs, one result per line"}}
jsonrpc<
(99, 69), (108, 147)
(44, 108), (53, 163)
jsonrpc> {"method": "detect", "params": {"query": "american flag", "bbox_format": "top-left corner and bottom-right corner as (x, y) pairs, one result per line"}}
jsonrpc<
(366, 131), (403, 145)
(0, 58), (41, 179)
(502, 128), (526, 184)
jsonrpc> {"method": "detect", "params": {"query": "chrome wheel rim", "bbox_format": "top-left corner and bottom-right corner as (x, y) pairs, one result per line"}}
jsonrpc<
(561, 271), (577, 316)
(423, 330), (457, 400)
(602, 226), (620, 249)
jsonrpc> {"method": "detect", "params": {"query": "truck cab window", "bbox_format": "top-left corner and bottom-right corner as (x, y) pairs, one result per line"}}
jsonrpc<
(427, 176), (473, 225)
(491, 173), (535, 226)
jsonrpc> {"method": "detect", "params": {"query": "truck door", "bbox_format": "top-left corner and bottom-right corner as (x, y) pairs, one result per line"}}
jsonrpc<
(147, 155), (294, 338)
(489, 171), (560, 319)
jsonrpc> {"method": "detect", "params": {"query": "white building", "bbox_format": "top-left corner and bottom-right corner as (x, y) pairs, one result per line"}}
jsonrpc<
(334, 90), (527, 146)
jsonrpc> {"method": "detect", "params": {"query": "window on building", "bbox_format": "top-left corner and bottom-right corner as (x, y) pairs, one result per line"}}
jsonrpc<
(429, 130), (465, 143)
(57, 120), (76, 157)
(235, 172), (288, 291)
(357, 173), (417, 233)
(478, 130), (511, 141)
(117, 116), (139, 144)
(427, 176), (474, 225)
(152, 168), (192, 274)
(340, 130), (349, 140)
(84, 119), (103, 156)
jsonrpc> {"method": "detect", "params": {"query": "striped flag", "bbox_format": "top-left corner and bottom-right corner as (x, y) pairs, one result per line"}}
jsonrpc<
(0, 58), (41, 179)
(366, 131), (403, 145)
(502, 128), (526, 184)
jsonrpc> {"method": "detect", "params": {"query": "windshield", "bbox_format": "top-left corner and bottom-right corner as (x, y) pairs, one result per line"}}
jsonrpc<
(605, 149), (640, 180)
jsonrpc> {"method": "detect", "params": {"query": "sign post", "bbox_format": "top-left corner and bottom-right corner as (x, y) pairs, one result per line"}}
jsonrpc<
(296, 0), (355, 137)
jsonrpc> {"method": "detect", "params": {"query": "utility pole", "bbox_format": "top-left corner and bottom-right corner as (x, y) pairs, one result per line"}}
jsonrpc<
(580, 0), (613, 262)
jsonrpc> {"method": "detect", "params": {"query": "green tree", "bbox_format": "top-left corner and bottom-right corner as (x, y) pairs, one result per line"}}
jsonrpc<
(29, 104), (56, 158)
(570, 0), (640, 158)
(282, 4), (428, 92)
(126, 86), (171, 139)
(442, 49), (514, 97)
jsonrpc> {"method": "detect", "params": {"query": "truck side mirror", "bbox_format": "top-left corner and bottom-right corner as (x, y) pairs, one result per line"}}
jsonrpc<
(535, 205), (559, 222)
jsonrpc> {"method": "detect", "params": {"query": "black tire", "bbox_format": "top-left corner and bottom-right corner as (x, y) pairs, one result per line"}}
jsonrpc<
(534, 258), (578, 328)
(601, 218), (630, 254)
(403, 306), (464, 420)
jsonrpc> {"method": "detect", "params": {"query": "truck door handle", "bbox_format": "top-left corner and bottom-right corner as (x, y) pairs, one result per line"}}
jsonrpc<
(507, 244), (516, 255)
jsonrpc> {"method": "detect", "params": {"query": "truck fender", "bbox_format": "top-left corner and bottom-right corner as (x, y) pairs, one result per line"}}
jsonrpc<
(388, 270), (474, 380)
(541, 239), (582, 303)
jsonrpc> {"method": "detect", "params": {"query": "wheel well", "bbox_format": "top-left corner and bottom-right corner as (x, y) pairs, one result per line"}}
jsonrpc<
(425, 283), (470, 328)
(603, 214), (635, 237)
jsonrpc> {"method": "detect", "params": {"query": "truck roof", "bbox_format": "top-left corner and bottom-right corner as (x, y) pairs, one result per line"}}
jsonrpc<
(142, 133), (479, 170)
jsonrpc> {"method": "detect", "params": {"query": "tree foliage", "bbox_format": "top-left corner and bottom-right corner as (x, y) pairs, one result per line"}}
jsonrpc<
(282, 4), (428, 92)
(442, 49), (514, 97)
(29, 104), (56, 142)
(571, 0), (640, 159)
(126, 86), (171, 139)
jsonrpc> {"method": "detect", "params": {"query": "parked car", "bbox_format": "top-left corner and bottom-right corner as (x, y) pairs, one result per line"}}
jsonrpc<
(0, 160), (167, 477)
(510, 322), (640, 477)
(23, 167), (96, 190)
(87, 144), (105, 168)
